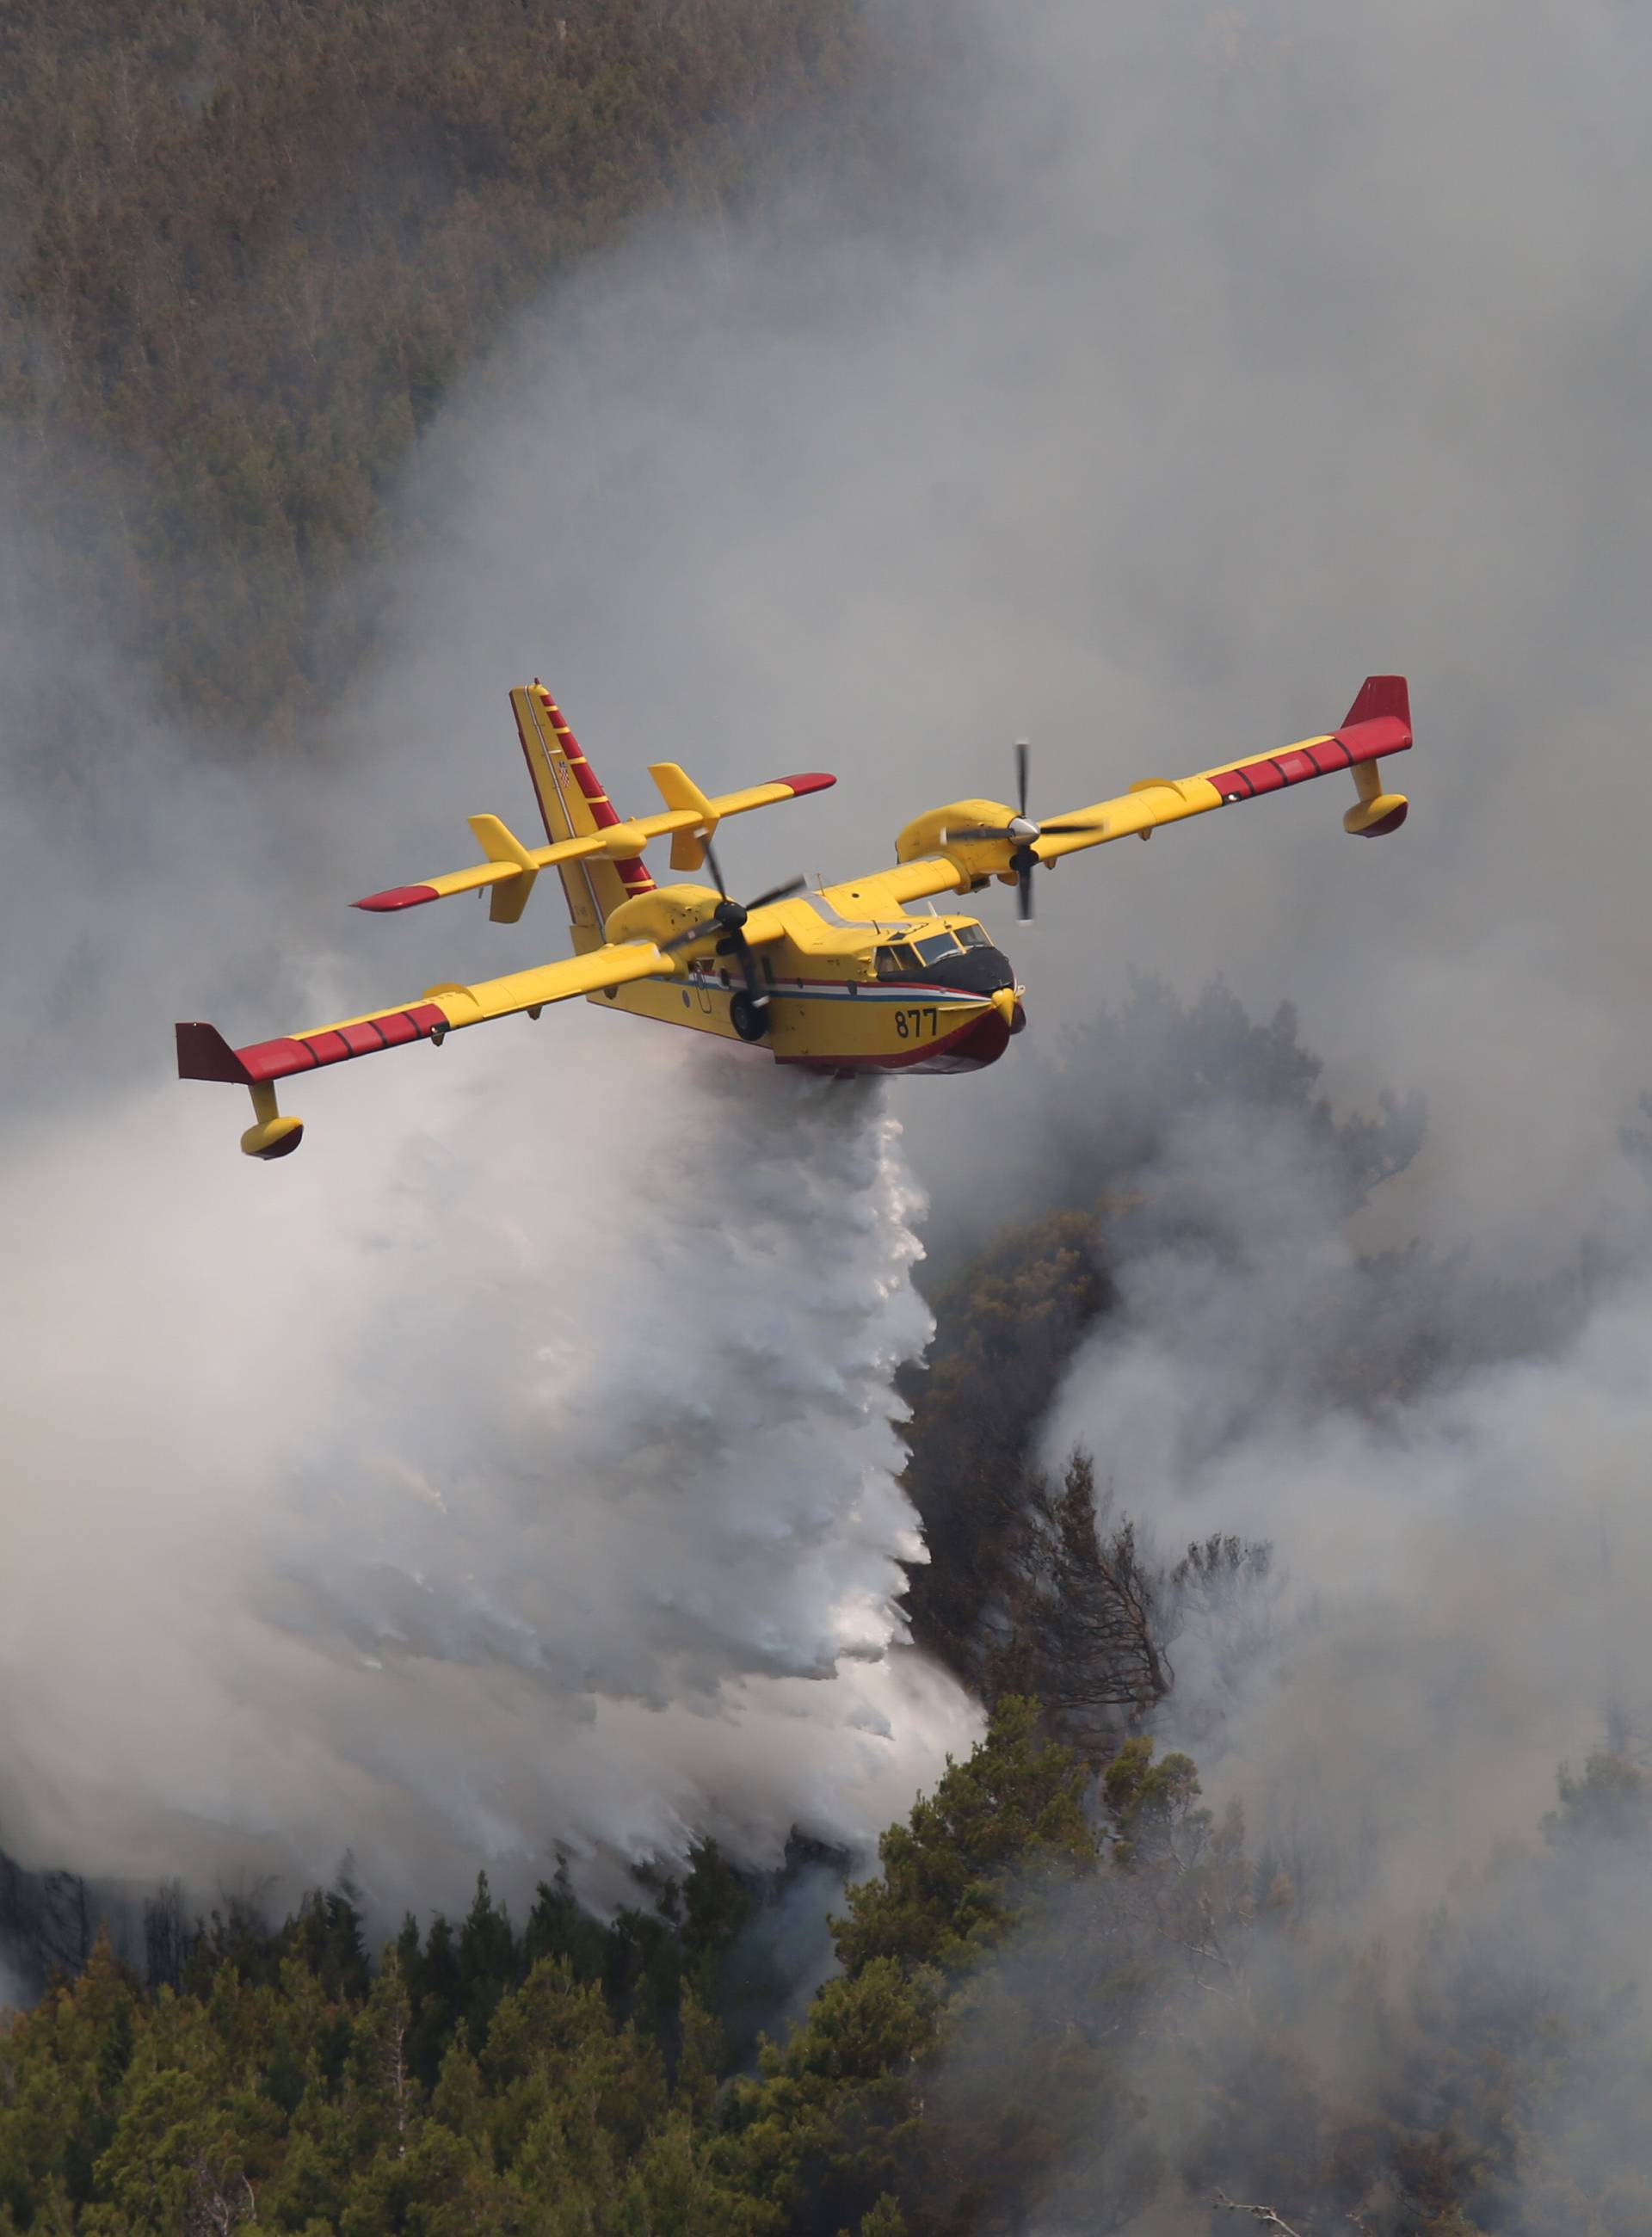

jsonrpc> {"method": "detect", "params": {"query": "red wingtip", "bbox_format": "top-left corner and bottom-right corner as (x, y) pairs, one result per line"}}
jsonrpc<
(1340, 675), (1410, 737)
(354, 884), (440, 912)
(773, 772), (836, 797)
(176, 1021), (252, 1085)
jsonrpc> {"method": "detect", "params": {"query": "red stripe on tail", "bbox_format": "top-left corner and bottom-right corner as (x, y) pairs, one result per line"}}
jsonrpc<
(533, 682), (654, 892)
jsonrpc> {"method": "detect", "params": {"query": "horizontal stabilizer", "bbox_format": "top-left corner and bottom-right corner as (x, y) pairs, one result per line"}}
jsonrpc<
(354, 771), (835, 919)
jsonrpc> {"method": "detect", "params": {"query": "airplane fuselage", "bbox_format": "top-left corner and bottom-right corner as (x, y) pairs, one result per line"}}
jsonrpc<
(591, 872), (1025, 1075)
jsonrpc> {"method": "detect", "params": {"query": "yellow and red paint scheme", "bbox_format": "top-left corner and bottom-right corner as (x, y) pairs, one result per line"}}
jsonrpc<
(177, 675), (1411, 1155)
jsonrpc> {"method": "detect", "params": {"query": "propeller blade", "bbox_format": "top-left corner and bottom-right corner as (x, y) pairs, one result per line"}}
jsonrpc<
(943, 823), (1014, 843)
(659, 867), (801, 960)
(745, 874), (808, 912)
(702, 835), (730, 902)
(1016, 860), (1035, 922)
(660, 916), (727, 955)
(734, 938), (768, 1006)
(1038, 818), (1106, 835)
(1014, 739), (1030, 822)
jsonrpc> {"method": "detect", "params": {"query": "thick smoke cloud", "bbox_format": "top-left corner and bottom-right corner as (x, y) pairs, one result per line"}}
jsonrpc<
(1044, 1082), (1652, 1897)
(3, 0), (1649, 2135)
(0, 482), (983, 1926)
(0, 933), (977, 1919)
(320, 0), (1652, 1973)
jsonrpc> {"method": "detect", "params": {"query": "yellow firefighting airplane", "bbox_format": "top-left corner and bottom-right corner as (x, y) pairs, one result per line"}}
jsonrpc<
(177, 675), (1412, 1157)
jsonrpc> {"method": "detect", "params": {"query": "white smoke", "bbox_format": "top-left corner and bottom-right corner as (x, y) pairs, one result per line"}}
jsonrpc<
(7, 0), (1652, 2001)
(1040, 1083), (1652, 1914)
(0, 499), (980, 1914)
(0, 988), (977, 1919)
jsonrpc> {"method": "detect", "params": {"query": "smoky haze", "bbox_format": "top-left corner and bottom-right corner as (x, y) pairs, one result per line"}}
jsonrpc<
(337, 0), (1652, 1273)
(0, 0), (1647, 2118)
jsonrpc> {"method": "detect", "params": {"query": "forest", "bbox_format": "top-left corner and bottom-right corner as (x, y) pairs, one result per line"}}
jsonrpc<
(3, 1701), (1648, 2234)
(3, 3), (1649, 2233)
(0, 0), (857, 731)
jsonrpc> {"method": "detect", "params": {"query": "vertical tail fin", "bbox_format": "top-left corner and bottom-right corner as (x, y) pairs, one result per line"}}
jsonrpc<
(509, 684), (654, 950)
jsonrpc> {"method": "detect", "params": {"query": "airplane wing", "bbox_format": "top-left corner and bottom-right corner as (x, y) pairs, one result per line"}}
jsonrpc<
(177, 940), (670, 1154)
(1039, 672), (1412, 855)
(885, 676), (1413, 907)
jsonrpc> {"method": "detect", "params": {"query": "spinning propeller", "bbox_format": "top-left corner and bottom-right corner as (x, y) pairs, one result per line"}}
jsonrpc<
(658, 836), (805, 1025)
(945, 741), (1104, 921)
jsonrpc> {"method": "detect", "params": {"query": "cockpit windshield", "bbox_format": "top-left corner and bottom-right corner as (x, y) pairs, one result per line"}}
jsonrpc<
(874, 925), (998, 977)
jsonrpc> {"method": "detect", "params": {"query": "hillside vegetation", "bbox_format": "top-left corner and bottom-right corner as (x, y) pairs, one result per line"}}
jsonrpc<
(0, 0), (857, 730)
(4, 1706), (1648, 2235)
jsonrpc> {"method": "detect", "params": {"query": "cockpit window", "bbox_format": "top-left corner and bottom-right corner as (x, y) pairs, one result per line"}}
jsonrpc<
(874, 930), (980, 977)
(957, 923), (992, 948)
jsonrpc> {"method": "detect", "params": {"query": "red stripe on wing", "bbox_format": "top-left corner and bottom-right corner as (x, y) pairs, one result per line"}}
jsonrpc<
(1333, 714), (1412, 761)
(1206, 678), (1412, 806)
(237, 1001), (447, 1083)
(238, 1038), (317, 1081)
(1209, 724), (1409, 804)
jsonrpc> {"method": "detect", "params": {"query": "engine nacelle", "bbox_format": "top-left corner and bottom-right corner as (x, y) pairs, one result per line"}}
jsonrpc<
(894, 798), (1016, 879)
(602, 884), (721, 952)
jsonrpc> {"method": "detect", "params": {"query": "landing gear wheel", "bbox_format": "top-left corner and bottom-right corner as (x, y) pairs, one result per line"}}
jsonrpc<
(730, 991), (768, 1043)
